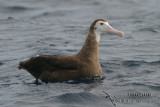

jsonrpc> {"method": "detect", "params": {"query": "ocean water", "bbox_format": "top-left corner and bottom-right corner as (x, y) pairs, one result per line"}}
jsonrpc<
(0, 0), (160, 107)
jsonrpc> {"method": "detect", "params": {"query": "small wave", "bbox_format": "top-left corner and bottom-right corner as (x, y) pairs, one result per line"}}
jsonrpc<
(139, 27), (158, 33)
(104, 69), (114, 73)
(55, 92), (101, 103)
(49, 44), (56, 47)
(0, 17), (16, 23)
(5, 6), (29, 11)
(0, 83), (19, 87)
(115, 74), (125, 78)
(131, 82), (160, 90)
(149, 60), (160, 65)
(101, 61), (121, 67)
(122, 60), (160, 67)
(122, 60), (143, 67)
(7, 16), (15, 20)
(36, 11), (67, 18)
(142, 70), (154, 74)
(0, 62), (4, 66)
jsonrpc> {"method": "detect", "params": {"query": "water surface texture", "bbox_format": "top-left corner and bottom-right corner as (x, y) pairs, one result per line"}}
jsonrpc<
(0, 0), (160, 107)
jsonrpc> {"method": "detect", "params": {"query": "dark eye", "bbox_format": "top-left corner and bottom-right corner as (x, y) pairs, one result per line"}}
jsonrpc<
(100, 23), (104, 25)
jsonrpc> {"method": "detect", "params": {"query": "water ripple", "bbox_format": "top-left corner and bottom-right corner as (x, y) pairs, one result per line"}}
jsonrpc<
(55, 92), (102, 103)
(122, 60), (160, 67)
(131, 82), (160, 90)
(5, 6), (29, 11)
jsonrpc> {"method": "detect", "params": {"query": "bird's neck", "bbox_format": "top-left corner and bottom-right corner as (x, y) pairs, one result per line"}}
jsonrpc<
(77, 31), (99, 61)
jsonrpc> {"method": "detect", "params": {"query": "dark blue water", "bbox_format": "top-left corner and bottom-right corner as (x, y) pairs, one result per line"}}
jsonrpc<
(0, 0), (160, 107)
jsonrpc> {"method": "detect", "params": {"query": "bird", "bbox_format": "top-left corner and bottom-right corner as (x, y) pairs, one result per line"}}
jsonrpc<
(19, 19), (124, 83)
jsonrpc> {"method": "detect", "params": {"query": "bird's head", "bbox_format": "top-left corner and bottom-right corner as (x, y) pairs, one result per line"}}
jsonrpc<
(90, 19), (124, 42)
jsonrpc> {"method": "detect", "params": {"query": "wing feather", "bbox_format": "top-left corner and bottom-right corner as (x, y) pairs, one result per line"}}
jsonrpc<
(19, 55), (81, 79)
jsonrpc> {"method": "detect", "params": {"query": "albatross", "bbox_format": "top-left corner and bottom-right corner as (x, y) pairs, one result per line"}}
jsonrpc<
(19, 19), (124, 83)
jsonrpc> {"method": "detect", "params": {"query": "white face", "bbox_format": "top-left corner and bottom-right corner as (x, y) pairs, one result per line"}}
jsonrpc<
(94, 21), (124, 42)
(94, 21), (108, 35)
(94, 21), (109, 42)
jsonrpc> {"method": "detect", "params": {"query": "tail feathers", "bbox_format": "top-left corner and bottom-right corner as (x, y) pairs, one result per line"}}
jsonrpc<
(18, 61), (27, 70)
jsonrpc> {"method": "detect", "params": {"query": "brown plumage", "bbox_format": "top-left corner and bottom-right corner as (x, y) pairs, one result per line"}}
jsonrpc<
(19, 19), (124, 83)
